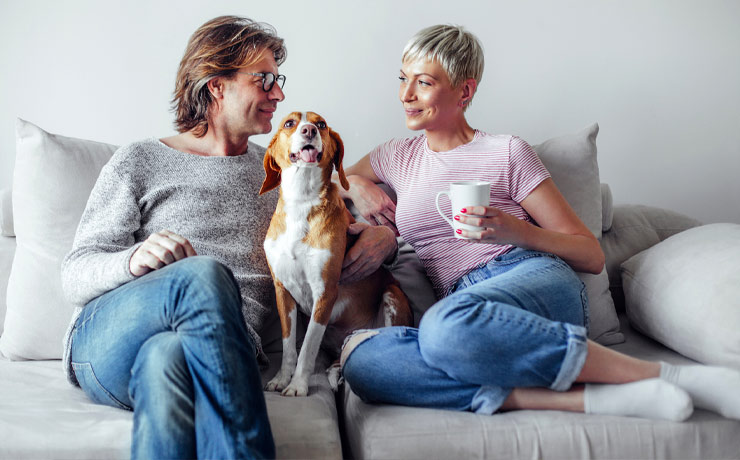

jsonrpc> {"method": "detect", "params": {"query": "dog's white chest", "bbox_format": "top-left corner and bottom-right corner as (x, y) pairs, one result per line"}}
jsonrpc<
(264, 166), (332, 315)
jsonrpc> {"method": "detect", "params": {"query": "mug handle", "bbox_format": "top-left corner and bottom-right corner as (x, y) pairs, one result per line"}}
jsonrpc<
(435, 191), (454, 228)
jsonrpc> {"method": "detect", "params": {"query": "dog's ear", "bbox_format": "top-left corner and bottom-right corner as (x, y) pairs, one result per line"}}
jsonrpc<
(330, 128), (350, 191)
(259, 138), (282, 195)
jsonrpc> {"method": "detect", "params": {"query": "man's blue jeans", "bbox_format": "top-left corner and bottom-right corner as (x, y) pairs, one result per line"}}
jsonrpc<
(343, 248), (589, 414)
(69, 256), (275, 459)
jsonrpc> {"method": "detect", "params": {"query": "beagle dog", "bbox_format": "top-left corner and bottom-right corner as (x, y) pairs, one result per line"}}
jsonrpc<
(259, 111), (412, 397)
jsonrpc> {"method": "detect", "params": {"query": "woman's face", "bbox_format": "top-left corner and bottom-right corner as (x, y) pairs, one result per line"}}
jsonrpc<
(399, 59), (463, 132)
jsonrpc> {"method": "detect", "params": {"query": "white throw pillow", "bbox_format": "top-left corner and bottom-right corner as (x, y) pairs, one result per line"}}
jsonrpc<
(0, 188), (13, 237)
(621, 223), (740, 369)
(534, 123), (623, 345)
(0, 120), (117, 359)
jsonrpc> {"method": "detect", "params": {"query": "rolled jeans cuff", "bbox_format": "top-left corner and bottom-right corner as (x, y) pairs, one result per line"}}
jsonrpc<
(549, 323), (588, 392)
(471, 385), (511, 415)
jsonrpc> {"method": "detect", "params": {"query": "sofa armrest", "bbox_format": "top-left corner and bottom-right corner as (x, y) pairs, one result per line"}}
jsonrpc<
(600, 204), (702, 310)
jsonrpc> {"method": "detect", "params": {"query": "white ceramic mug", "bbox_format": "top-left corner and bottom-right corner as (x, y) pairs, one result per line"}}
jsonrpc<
(435, 181), (491, 239)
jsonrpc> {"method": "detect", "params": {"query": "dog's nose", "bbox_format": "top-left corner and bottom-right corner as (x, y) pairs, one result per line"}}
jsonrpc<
(301, 124), (317, 140)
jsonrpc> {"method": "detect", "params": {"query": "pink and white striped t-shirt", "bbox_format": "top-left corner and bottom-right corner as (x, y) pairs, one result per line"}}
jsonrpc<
(370, 130), (550, 298)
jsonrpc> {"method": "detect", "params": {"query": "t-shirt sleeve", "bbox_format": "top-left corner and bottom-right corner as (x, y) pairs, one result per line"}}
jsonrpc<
(369, 138), (400, 190)
(508, 136), (551, 203)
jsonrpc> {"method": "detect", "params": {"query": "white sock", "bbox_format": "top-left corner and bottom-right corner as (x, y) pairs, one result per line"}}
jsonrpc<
(584, 378), (693, 421)
(661, 362), (740, 419)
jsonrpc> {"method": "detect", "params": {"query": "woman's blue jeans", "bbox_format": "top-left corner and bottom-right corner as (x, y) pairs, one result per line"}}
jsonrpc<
(342, 248), (590, 415)
(69, 256), (275, 459)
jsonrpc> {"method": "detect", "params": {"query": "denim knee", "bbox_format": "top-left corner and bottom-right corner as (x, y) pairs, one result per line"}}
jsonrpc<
(165, 256), (242, 319)
(129, 333), (193, 410)
(417, 295), (477, 369)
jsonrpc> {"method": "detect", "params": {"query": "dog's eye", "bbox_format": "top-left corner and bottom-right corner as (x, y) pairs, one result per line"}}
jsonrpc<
(316, 121), (327, 129)
(284, 120), (296, 128)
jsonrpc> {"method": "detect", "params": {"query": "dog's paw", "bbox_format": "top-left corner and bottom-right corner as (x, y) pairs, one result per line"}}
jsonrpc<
(327, 363), (343, 392)
(265, 371), (292, 392)
(281, 377), (309, 397)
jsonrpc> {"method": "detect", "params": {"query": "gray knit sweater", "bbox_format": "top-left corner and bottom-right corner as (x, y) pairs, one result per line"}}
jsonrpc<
(60, 138), (278, 384)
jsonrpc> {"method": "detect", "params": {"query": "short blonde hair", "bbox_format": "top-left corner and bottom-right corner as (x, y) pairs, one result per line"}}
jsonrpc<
(172, 16), (287, 137)
(402, 24), (484, 106)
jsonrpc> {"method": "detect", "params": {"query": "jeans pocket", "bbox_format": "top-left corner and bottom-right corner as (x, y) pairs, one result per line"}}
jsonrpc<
(71, 362), (132, 411)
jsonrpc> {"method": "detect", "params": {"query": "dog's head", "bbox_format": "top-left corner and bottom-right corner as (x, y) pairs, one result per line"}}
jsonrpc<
(259, 111), (348, 195)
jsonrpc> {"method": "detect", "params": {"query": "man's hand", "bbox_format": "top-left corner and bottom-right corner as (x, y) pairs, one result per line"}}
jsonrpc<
(129, 230), (197, 277)
(347, 176), (399, 235)
(340, 223), (397, 284)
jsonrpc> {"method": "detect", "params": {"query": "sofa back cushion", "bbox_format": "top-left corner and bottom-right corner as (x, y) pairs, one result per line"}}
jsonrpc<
(0, 120), (117, 359)
(533, 123), (622, 345)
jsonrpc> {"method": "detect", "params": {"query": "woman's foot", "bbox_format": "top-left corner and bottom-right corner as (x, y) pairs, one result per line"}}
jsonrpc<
(661, 362), (740, 419)
(584, 378), (693, 421)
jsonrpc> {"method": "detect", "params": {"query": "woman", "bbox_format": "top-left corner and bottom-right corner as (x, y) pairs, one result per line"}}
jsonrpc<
(338, 24), (740, 421)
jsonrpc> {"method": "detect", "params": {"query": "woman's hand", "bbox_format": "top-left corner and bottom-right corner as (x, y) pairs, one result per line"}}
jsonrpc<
(455, 179), (605, 274)
(129, 230), (197, 277)
(340, 223), (397, 284)
(347, 175), (399, 235)
(454, 206), (528, 246)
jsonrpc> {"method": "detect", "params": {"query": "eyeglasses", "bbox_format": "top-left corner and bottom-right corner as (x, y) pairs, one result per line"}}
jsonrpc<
(238, 71), (286, 92)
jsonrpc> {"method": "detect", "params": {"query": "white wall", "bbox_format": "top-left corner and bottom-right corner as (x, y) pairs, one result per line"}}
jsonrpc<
(1, 0), (738, 224)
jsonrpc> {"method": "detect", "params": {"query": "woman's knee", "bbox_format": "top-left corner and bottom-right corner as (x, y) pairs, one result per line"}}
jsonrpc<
(418, 294), (482, 365)
(341, 328), (410, 400)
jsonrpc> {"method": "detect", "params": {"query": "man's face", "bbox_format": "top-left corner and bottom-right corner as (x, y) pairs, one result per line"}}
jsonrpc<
(220, 49), (286, 137)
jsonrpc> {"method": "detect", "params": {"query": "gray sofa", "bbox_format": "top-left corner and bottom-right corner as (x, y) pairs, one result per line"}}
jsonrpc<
(1, 120), (739, 459)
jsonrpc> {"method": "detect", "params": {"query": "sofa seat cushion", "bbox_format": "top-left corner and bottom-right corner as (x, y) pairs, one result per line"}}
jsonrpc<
(621, 223), (740, 369)
(341, 315), (740, 460)
(0, 351), (341, 460)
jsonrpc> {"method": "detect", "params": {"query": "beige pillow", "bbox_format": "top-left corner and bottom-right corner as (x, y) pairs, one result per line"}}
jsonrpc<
(0, 120), (117, 359)
(622, 223), (740, 368)
(534, 123), (623, 345)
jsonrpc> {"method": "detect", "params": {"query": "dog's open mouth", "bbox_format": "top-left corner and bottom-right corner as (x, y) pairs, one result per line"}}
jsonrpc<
(290, 145), (323, 163)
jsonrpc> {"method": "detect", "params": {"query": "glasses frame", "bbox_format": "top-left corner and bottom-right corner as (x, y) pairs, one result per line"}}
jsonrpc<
(237, 71), (286, 92)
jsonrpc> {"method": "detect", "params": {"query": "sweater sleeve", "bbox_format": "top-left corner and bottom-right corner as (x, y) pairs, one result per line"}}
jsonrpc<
(61, 161), (141, 306)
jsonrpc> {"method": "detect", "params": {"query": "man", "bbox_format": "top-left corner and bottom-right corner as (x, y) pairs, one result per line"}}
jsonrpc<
(61, 16), (396, 459)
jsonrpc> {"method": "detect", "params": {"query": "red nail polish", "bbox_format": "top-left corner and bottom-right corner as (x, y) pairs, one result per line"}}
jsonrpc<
(454, 215), (460, 221)
(461, 208), (467, 213)
(456, 229), (462, 234)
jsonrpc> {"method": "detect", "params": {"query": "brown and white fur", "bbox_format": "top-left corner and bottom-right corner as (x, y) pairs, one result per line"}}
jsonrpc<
(259, 111), (412, 397)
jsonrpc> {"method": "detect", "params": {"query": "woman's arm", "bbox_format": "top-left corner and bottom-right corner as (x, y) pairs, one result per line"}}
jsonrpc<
(456, 178), (604, 274)
(332, 153), (400, 281)
(336, 153), (398, 232)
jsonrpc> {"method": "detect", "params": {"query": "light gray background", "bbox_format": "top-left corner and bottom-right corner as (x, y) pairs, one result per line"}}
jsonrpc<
(1, 0), (738, 224)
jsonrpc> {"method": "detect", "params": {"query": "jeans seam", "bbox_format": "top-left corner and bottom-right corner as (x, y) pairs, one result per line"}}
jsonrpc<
(75, 296), (103, 330)
(450, 249), (566, 295)
(71, 362), (133, 411)
(580, 282), (590, 335)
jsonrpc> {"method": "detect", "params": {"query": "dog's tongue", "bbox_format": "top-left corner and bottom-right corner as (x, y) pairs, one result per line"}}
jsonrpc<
(299, 146), (319, 163)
